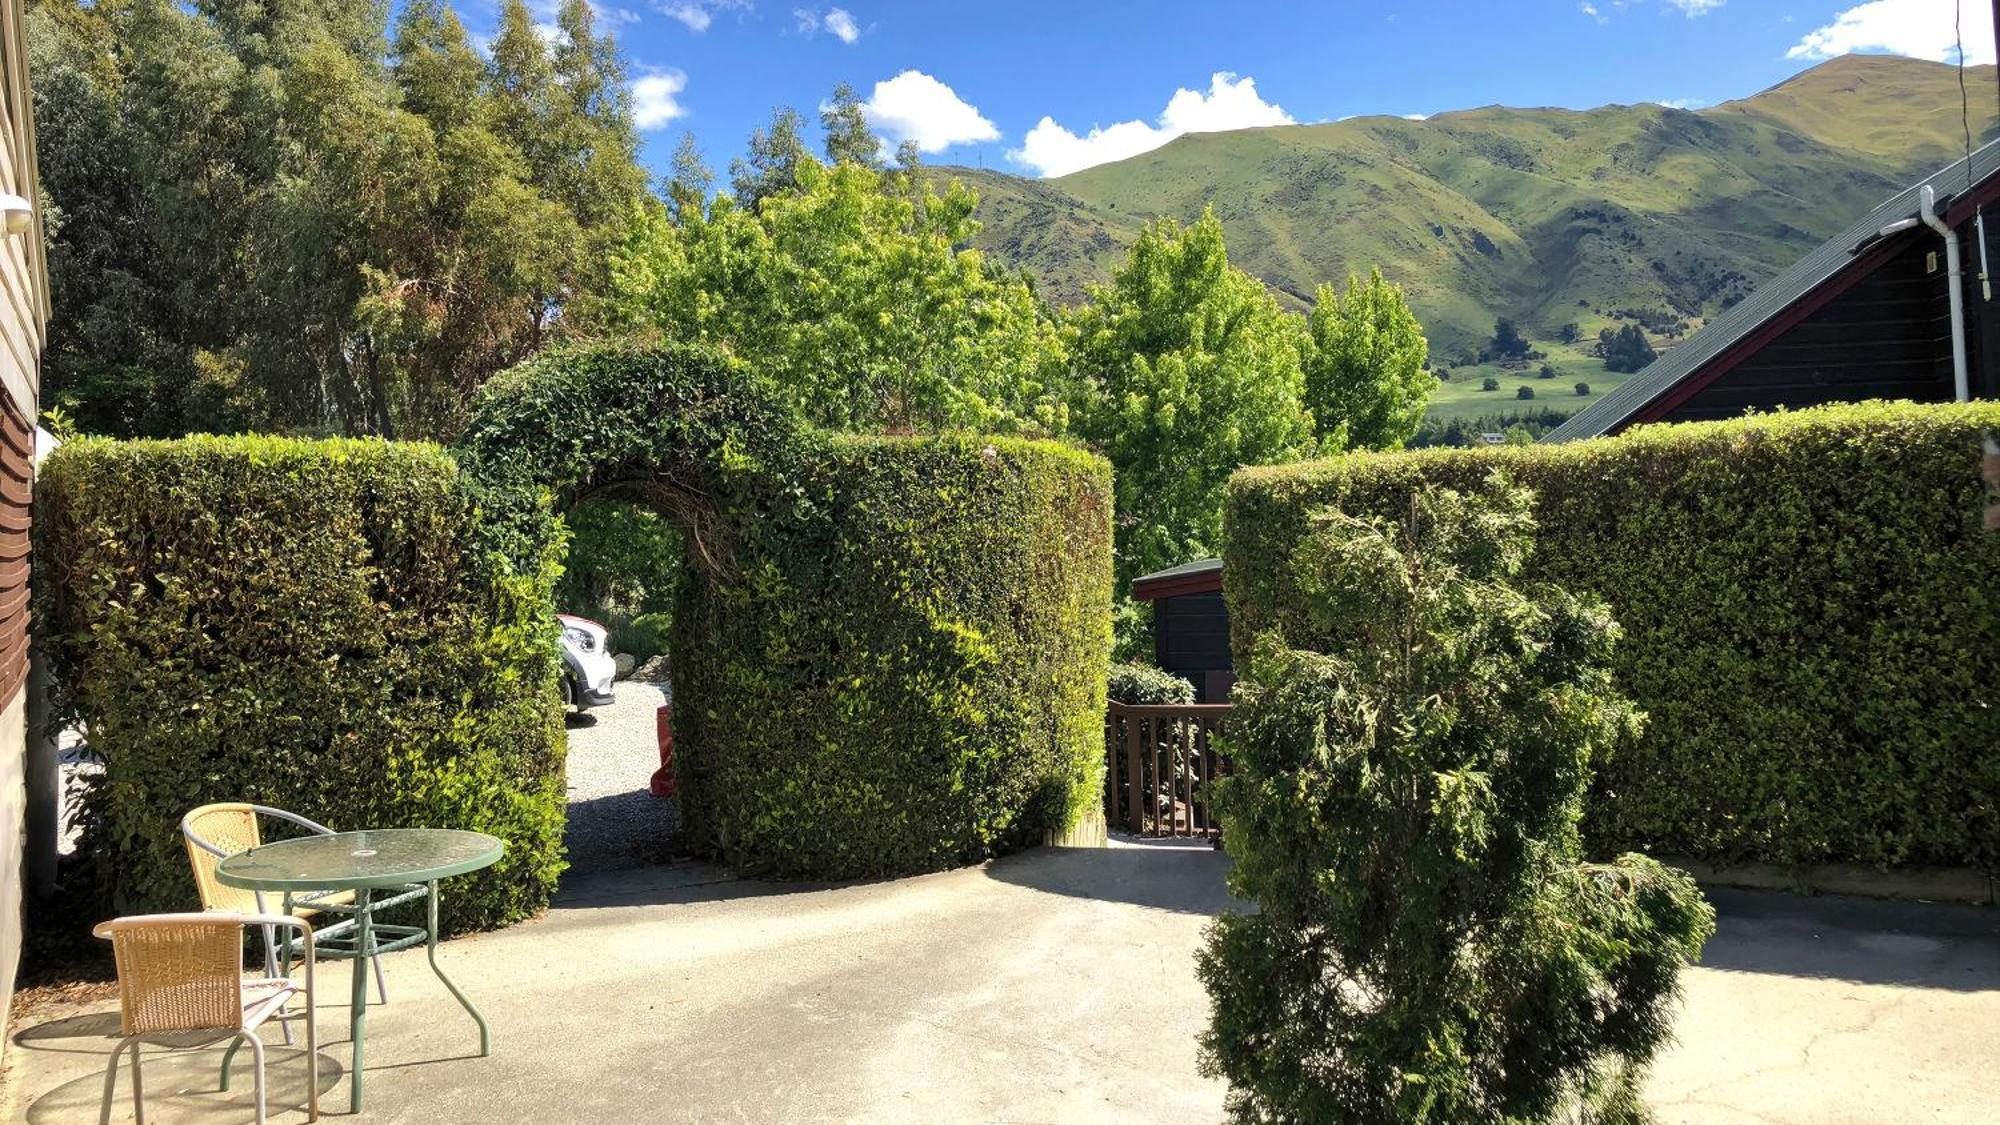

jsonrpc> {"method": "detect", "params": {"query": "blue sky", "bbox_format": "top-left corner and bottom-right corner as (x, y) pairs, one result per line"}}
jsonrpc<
(463, 0), (1996, 182)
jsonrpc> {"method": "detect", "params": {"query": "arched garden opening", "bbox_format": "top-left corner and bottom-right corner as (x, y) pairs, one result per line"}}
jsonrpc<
(456, 343), (1115, 878)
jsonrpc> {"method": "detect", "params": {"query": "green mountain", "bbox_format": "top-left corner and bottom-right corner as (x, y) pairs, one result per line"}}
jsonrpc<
(948, 55), (1998, 365)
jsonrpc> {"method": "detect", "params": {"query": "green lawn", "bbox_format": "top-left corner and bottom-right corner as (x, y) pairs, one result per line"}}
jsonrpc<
(1426, 346), (1635, 423)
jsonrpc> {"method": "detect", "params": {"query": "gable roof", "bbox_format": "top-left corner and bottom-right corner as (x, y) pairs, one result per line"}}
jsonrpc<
(1131, 558), (1222, 601)
(1545, 138), (2000, 442)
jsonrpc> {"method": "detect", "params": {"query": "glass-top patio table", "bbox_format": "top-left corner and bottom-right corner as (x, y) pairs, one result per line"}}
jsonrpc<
(216, 828), (505, 1112)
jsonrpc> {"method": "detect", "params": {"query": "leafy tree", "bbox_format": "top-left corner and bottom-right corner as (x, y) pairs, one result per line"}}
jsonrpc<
(1538, 363), (1557, 379)
(1558, 322), (1582, 344)
(820, 81), (881, 168)
(1199, 478), (1714, 1123)
(1599, 324), (1657, 373)
(1486, 316), (1531, 361)
(28, 0), (206, 435)
(29, 0), (646, 438)
(1068, 208), (1314, 592)
(1302, 268), (1433, 451)
(730, 107), (812, 208)
(1481, 376), (1501, 391)
(665, 132), (714, 223)
(598, 156), (1067, 433)
(1517, 384), (1535, 400)
(1577, 381), (1592, 396)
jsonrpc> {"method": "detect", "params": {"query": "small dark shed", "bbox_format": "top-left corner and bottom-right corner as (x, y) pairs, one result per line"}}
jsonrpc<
(1131, 558), (1234, 703)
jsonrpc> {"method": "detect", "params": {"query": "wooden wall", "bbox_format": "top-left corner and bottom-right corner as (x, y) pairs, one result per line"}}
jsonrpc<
(1663, 213), (2000, 424)
(1152, 591), (1234, 703)
(0, 0), (46, 1062)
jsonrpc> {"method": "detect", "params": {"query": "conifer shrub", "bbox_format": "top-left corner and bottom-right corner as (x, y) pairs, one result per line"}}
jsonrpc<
(1200, 478), (1712, 1123)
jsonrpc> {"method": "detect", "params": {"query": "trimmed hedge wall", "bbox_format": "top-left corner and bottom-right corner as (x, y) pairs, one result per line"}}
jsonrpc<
(458, 343), (1115, 877)
(39, 436), (567, 930)
(1228, 401), (2000, 872)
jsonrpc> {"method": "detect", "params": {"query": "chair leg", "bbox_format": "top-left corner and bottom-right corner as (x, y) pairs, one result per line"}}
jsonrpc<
(265, 923), (294, 1046)
(372, 951), (389, 1004)
(97, 1038), (131, 1125)
(245, 1031), (268, 1125)
(220, 1031), (240, 1091)
(129, 1038), (147, 1125)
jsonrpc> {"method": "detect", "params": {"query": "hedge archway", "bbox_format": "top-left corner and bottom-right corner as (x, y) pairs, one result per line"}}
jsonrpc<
(456, 343), (1115, 877)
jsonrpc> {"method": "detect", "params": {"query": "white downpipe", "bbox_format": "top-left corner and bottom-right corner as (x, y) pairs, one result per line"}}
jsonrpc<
(1919, 185), (1971, 402)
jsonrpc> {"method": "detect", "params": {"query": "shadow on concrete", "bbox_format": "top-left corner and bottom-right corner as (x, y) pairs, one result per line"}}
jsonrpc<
(22, 1041), (343, 1123)
(561, 791), (682, 877)
(1696, 887), (2000, 992)
(981, 843), (1238, 916)
(552, 858), (820, 912)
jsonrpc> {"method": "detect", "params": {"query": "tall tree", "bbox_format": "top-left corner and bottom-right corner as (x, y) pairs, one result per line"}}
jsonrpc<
(820, 81), (880, 168)
(730, 106), (810, 209)
(1067, 208), (1315, 594)
(1303, 268), (1434, 450)
(665, 132), (713, 224)
(28, 0), (648, 438)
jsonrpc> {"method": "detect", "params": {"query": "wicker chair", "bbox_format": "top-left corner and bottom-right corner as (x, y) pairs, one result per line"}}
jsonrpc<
(181, 803), (406, 1008)
(94, 912), (319, 1124)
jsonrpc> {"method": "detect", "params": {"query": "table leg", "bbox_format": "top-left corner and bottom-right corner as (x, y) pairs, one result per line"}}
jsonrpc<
(349, 887), (373, 1114)
(425, 880), (490, 1056)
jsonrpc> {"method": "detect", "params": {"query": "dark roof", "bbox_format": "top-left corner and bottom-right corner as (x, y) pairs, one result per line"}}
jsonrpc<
(1131, 557), (1223, 601)
(1545, 138), (2000, 442)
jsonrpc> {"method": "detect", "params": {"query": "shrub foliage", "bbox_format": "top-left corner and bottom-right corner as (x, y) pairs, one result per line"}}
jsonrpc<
(458, 342), (1115, 877)
(39, 436), (566, 929)
(1228, 401), (2000, 871)
(1107, 662), (1197, 705)
(1200, 478), (1713, 1122)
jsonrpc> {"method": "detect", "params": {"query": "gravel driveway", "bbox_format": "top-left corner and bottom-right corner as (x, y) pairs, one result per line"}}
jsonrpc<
(563, 678), (680, 875)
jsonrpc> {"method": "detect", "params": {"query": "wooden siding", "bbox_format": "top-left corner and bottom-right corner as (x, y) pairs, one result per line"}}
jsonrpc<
(0, 0), (43, 1068)
(1662, 234), (1958, 423)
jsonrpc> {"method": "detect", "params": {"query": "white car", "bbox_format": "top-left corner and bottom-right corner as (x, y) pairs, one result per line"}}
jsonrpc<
(558, 614), (617, 711)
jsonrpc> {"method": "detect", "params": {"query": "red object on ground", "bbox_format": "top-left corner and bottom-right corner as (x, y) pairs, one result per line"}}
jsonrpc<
(650, 701), (677, 798)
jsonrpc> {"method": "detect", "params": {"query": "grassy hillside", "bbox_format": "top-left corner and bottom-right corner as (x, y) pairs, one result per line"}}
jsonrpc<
(946, 54), (1996, 413)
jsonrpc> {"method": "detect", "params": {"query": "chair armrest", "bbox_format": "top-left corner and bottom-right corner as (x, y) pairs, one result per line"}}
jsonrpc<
(251, 805), (337, 836)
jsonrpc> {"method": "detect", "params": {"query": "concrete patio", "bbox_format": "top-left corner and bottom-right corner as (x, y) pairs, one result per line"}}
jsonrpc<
(4, 843), (1996, 1123)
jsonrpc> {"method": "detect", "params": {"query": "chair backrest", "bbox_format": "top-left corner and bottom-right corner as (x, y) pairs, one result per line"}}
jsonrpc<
(182, 803), (262, 913)
(94, 914), (247, 1035)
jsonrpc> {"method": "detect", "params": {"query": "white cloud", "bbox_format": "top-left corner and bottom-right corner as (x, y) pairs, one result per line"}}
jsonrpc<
(631, 70), (689, 129)
(1664, 0), (1723, 15)
(1401, 112), (1429, 121)
(1788, 0), (1995, 64)
(1580, 3), (1607, 23)
(794, 6), (862, 43)
(1010, 72), (1295, 178)
(859, 71), (999, 153)
(1653, 97), (1709, 109)
(654, 0), (746, 32)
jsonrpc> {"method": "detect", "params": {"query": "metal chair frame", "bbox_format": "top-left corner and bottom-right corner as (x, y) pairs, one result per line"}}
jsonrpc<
(94, 912), (319, 1125)
(181, 804), (430, 1032)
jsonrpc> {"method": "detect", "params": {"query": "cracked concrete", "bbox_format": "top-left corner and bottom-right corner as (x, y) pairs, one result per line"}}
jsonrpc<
(5, 851), (1996, 1122)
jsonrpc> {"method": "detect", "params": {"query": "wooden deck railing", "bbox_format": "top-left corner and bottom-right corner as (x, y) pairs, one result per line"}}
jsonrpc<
(1104, 700), (1232, 837)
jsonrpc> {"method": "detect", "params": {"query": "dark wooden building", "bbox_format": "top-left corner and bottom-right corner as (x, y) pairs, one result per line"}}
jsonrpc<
(1131, 558), (1234, 703)
(1549, 140), (2000, 440)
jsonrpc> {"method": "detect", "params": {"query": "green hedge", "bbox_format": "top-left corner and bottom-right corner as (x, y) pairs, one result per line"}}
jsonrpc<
(1228, 401), (2000, 872)
(39, 436), (567, 930)
(458, 343), (1115, 877)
